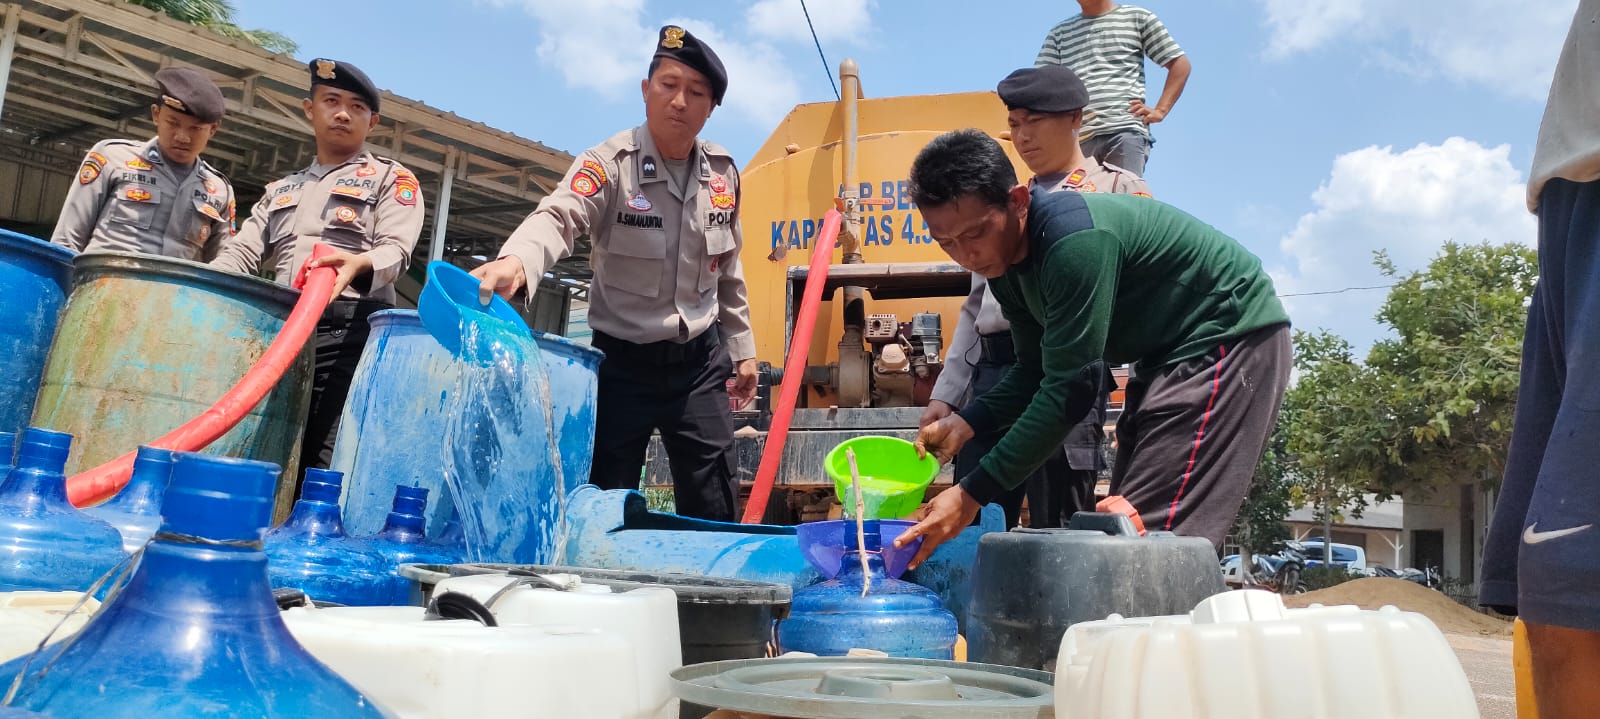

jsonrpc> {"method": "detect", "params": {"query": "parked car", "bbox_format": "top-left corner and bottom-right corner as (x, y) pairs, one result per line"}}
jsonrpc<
(1293, 539), (1367, 571)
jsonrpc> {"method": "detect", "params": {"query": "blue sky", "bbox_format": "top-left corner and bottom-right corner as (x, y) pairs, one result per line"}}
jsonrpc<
(236, 0), (1576, 352)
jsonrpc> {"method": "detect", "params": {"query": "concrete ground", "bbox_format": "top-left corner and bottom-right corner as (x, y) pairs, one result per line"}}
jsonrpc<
(1447, 634), (1516, 719)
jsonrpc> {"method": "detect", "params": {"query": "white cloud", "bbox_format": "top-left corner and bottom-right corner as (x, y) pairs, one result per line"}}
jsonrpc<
(482, 0), (655, 99)
(746, 0), (875, 45)
(1270, 138), (1536, 351)
(664, 18), (802, 130)
(482, 1), (809, 127)
(1257, 0), (1577, 101)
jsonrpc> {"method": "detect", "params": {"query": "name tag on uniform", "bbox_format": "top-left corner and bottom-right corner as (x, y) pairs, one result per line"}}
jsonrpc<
(616, 212), (663, 229)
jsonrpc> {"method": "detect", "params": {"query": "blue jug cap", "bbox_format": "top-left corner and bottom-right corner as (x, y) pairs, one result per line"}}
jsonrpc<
(843, 519), (882, 552)
(391, 485), (428, 515)
(163, 453), (278, 541)
(16, 427), (71, 471)
(300, 478), (341, 504)
(304, 467), (344, 488)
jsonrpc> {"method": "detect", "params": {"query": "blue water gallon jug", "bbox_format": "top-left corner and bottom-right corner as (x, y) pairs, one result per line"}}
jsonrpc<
(0, 453), (390, 717)
(84, 446), (174, 553)
(366, 485), (463, 568)
(264, 468), (405, 606)
(0, 428), (126, 592)
(777, 521), (959, 659)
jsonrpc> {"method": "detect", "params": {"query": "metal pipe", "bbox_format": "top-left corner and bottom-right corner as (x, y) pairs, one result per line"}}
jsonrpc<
(0, 7), (20, 121)
(835, 59), (870, 406)
(429, 147), (458, 264)
(839, 58), (862, 262)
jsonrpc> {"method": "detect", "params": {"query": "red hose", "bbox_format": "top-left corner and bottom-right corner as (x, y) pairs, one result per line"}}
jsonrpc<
(67, 243), (339, 507)
(741, 210), (841, 523)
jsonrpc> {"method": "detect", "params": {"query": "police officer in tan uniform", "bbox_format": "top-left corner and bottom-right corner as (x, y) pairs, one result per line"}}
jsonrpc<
(211, 58), (424, 486)
(923, 65), (1150, 529)
(473, 26), (757, 521)
(52, 67), (235, 260)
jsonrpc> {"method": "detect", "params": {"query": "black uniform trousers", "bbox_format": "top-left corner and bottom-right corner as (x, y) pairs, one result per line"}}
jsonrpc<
(297, 298), (390, 494)
(589, 328), (739, 522)
(955, 331), (1104, 529)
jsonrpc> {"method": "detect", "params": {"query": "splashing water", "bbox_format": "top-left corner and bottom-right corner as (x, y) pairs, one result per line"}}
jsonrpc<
(439, 316), (568, 564)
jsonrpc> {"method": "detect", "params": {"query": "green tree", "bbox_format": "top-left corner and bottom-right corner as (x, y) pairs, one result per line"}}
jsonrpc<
(1365, 243), (1534, 496)
(1282, 329), (1378, 544)
(128, 0), (297, 53)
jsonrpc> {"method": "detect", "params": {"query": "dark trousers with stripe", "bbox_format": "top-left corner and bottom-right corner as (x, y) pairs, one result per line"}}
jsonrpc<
(1111, 323), (1291, 547)
(589, 328), (739, 522)
(1481, 178), (1600, 629)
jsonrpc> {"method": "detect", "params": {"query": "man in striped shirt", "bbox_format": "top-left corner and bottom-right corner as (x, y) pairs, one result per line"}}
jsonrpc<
(1035, 1), (1191, 175)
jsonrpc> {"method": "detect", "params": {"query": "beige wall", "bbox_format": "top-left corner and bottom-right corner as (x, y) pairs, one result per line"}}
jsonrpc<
(1284, 522), (1406, 569)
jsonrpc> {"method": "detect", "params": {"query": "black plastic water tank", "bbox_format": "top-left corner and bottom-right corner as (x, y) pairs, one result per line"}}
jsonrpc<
(967, 512), (1224, 671)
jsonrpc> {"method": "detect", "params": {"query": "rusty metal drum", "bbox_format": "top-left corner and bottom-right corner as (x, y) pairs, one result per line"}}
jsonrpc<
(29, 252), (313, 495)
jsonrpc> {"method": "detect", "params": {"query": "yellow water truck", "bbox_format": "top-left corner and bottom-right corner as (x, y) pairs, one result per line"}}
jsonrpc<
(642, 60), (1031, 520)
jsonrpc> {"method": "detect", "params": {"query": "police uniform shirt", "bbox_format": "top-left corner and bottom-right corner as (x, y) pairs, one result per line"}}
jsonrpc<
(51, 138), (235, 261)
(210, 151), (424, 303)
(497, 125), (756, 362)
(931, 156), (1150, 407)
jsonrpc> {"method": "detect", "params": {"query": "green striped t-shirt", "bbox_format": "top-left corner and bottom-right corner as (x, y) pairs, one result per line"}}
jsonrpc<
(1035, 5), (1185, 141)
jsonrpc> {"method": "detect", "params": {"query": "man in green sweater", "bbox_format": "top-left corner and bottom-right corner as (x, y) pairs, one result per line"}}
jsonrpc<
(897, 129), (1290, 566)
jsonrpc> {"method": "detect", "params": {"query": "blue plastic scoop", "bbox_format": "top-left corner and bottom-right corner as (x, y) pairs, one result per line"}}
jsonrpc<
(416, 261), (533, 359)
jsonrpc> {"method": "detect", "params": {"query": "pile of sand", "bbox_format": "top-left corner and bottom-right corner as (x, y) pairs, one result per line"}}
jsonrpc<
(1284, 577), (1510, 636)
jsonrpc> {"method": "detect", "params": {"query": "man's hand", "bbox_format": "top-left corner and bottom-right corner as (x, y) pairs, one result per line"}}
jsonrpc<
(471, 256), (527, 304)
(919, 399), (955, 429)
(915, 413), (975, 466)
(1130, 100), (1167, 125)
(731, 358), (759, 404)
(893, 485), (982, 569)
(306, 251), (373, 303)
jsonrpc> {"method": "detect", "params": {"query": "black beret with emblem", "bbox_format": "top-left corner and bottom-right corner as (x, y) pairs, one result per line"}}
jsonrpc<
(652, 26), (727, 106)
(308, 58), (380, 113)
(997, 65), (1090, 114)
(154, 67), (225, 123)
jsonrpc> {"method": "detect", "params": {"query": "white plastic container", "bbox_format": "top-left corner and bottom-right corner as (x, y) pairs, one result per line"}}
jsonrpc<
(432, 573), (682, 719)
(1054, 589), (1479, 719)
(0, 591), (99, 662)
(282, 605), (639, 719)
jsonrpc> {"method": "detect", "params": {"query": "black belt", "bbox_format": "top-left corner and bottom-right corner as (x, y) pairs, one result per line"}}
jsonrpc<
(592, 328), (715, 365)
(978, 331), (1015, 365)
(321, 298), (393, 322)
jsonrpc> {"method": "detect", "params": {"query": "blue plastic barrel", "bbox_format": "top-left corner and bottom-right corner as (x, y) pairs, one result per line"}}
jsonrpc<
(0, 230), (73, 436)
(28, 252), (313, 517)
(0, 453), (389, 717)
(330, 310), (601, 564)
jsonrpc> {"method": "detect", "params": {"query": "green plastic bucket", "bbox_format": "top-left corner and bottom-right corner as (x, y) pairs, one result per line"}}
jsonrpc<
(825, 436), (939, 519)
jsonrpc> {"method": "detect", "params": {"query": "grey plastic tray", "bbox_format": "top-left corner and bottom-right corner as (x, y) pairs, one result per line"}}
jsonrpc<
(670, 657), (1054, 718)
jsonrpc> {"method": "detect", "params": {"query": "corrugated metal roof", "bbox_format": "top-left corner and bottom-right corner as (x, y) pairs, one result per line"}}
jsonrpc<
(0, 0), (593, 284)
(1286, 494), (1405, 530)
